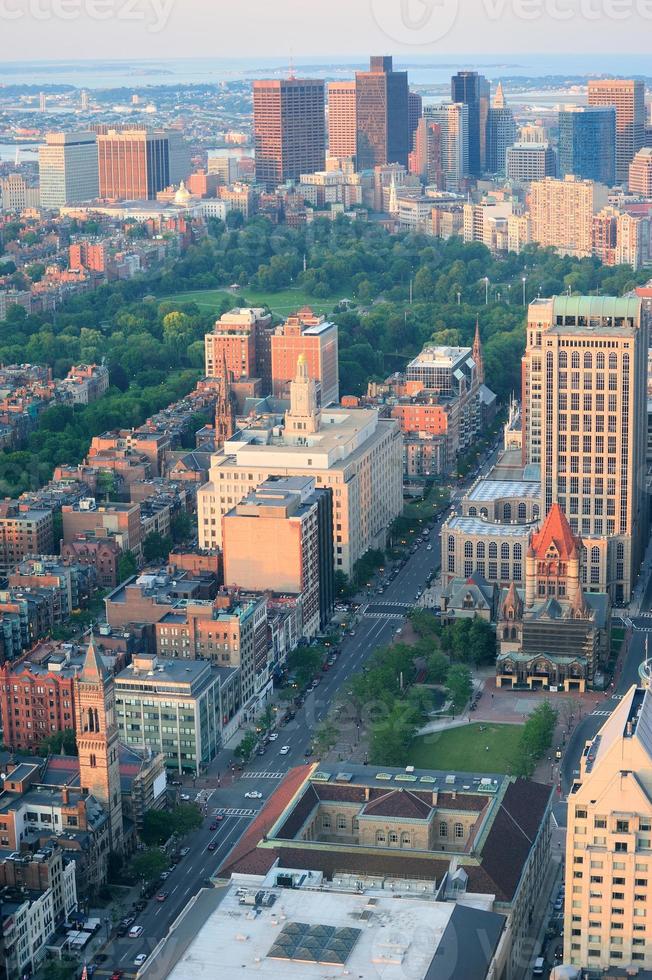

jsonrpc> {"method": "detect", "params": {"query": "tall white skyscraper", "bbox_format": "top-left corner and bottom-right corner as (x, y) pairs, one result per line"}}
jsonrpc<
(38, 132), (99, 208)
(424, 103), (468, 192)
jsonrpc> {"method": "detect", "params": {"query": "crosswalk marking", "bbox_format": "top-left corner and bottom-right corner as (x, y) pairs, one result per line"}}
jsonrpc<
(213, 806), (256, 818)
(240, 771), (285, 779)
(592, 710), (612, 717)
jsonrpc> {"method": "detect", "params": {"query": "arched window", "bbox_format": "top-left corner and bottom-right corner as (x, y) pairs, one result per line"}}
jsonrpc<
(514, 544), (522, 561)
(596, 352), (605, 369)
(511, 627), (517, 640)
(503, 503), (512, 521)
(476, 542), (485, 558)
(518, 502), (527, 520)
(439, 822), (448, 837)
(558, 351), (567, 368)
(448, 535), (455, 553)
(503, 627), (509, 640)
(376, 830), (386, 844)
(401, 832), (411, 847)
(87, 707), (94, 732)
(571, 351), (580, 369)
(480, 507), (488, 519)
(533, 504), (540, 518)
(591, 546), (600, 563)
(389, 831), (398, 845)
(583, 351), (592, 369)
(464, 540), (473, 558)
(468, 506), (477, 516)
(609, 352), (617, 370)
(454, 822), (464, 839)
(489, 542), (497, 558)
(501, 542), (510, 560)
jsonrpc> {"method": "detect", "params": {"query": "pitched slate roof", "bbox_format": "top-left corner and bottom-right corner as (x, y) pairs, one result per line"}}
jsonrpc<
(480, 779), (552, 901)
(361, 788), (433, 820)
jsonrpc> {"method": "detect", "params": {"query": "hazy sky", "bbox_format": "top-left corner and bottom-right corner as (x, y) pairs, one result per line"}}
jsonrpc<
(2, 0), (652, 61)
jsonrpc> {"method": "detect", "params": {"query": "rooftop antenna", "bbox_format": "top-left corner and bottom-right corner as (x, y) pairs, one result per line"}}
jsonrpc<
(288, 50), (296, 80)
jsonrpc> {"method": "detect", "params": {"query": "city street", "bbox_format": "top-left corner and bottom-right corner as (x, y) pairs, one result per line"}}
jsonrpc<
(92, 442), (504, 977)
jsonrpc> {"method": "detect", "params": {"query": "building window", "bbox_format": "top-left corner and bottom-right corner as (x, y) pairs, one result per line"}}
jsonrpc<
(336, 815), (346, 831)
(439, 822), (448, 838)
(389, 831), (398, 844)
(454, 823), (464, 839)
(375, 830), (386, 844)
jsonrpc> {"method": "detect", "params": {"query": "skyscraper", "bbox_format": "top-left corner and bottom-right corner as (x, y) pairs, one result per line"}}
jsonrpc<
(355, 56), (409, 169)
(529, 175), (608, 258)
(506, 142), (557, 183)
(327, 81), (357, 160)
(38, 131), (99, 208)
(486, 82), (517, 175)
(588, 79), (645, 184)
(96, 128), (186, 200)
(253, 78), (326, 190)
(424, 103), (469, 192)
(629, 147), (652, 196)
(409, 118), (443, 187)
(408, 90), (423, 150)
(564, 684), (652, 972)
(523, 295), (648, 603)
(451, 70), (490, 175)
(558, 105), (616, 186)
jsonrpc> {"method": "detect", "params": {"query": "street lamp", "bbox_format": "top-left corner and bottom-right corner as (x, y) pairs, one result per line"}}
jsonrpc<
(484, 276), (490, 305)
(456, 291), (461, 305)
(507, 283), (511, 304)
(522, 276), (527, 307)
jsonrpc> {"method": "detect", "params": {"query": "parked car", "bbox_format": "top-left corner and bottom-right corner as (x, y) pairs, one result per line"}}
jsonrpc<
(180, 793), (190, 801)
(268, 732), (279, 741)
(134, 954), (148, 968)
(159, 871), (170, 880)
(155, 892), (168, 902)
(179, 847), (190, 857)
(129, 925), (143, 938)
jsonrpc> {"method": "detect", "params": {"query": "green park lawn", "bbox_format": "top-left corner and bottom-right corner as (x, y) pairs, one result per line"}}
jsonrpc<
(164, 286), (348, 317)
(410, 722), (523, 775)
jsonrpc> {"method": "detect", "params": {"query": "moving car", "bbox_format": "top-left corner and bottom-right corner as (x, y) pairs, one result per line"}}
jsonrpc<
(134, 954), (148, 968)
(245, 790), (262, 799)
(279, 745), (290, 755)
(209, 822), (218, 831)
(207, 841), (217, 851)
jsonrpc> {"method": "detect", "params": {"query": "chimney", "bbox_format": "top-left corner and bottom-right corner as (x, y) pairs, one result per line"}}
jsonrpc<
(61, 787), (69, 805)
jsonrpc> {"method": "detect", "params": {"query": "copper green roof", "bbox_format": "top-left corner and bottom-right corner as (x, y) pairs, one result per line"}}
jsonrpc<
(552, 295), (642, 320)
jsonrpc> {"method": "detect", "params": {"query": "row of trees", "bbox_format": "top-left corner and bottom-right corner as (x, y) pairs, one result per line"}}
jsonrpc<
(410, 609), (497, 667)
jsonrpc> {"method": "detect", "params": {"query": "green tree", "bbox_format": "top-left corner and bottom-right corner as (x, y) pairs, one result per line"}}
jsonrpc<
(117, 550), (137, 582)
(143, 531), (173, 563)
(41, 957), (81, 980)
(170, 510), (193, 544)
(511, 701), (558, 777)
(39, 728), (77, 756)
(313, 721), (339, 756)
(369, 701), (419, 766)
(235, 730), (258, 761)
(446, 665), (473, 712)
(132, 847), (168, 883)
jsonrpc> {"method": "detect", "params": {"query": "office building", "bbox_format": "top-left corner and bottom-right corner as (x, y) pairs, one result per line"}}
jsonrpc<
(355, 56), (409, 170)
(408, 118), (442, 187)
(523, 296), (648, 603)
(197, 363), (403, 576)
(270, 309), (339, 405)
(97, 128), (186, 200)
(529, 176), (608, 258)
(486, 82), (517, 175)
(216, 763), (552, 980)
(424, 103), (468, 192)
(408, 89), (422, 150)
(223, 477), (333, 636)
(253, 78), (326, 190)
(0, 173), (39, 212)
(558, 105), (616, 186)
(588, 79), (645, 184)
(327, 81), (357, 160)
(629, 146), (652, 197)
(204, 307), (272, 383)
(38, 132), (99, 208)
(564, 684), (652, 971)
(506, 142), (557, 183)
(207, 155), (240, 185)
(451, 70), (490, 175)
(0, 501), (53, 575)
(114, 653), (235, 773)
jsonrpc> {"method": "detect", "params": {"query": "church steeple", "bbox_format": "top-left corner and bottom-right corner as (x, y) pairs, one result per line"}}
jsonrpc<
(74, 634), (123, 851)
(215, 349), (237, 448)
(473, 317), (485, 385)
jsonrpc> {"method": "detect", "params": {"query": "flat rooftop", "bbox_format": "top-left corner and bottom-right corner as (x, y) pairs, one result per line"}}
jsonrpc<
(166, 880), (504, 980)
(447, 515), (535, 537)
(467, 479), (540, 502)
